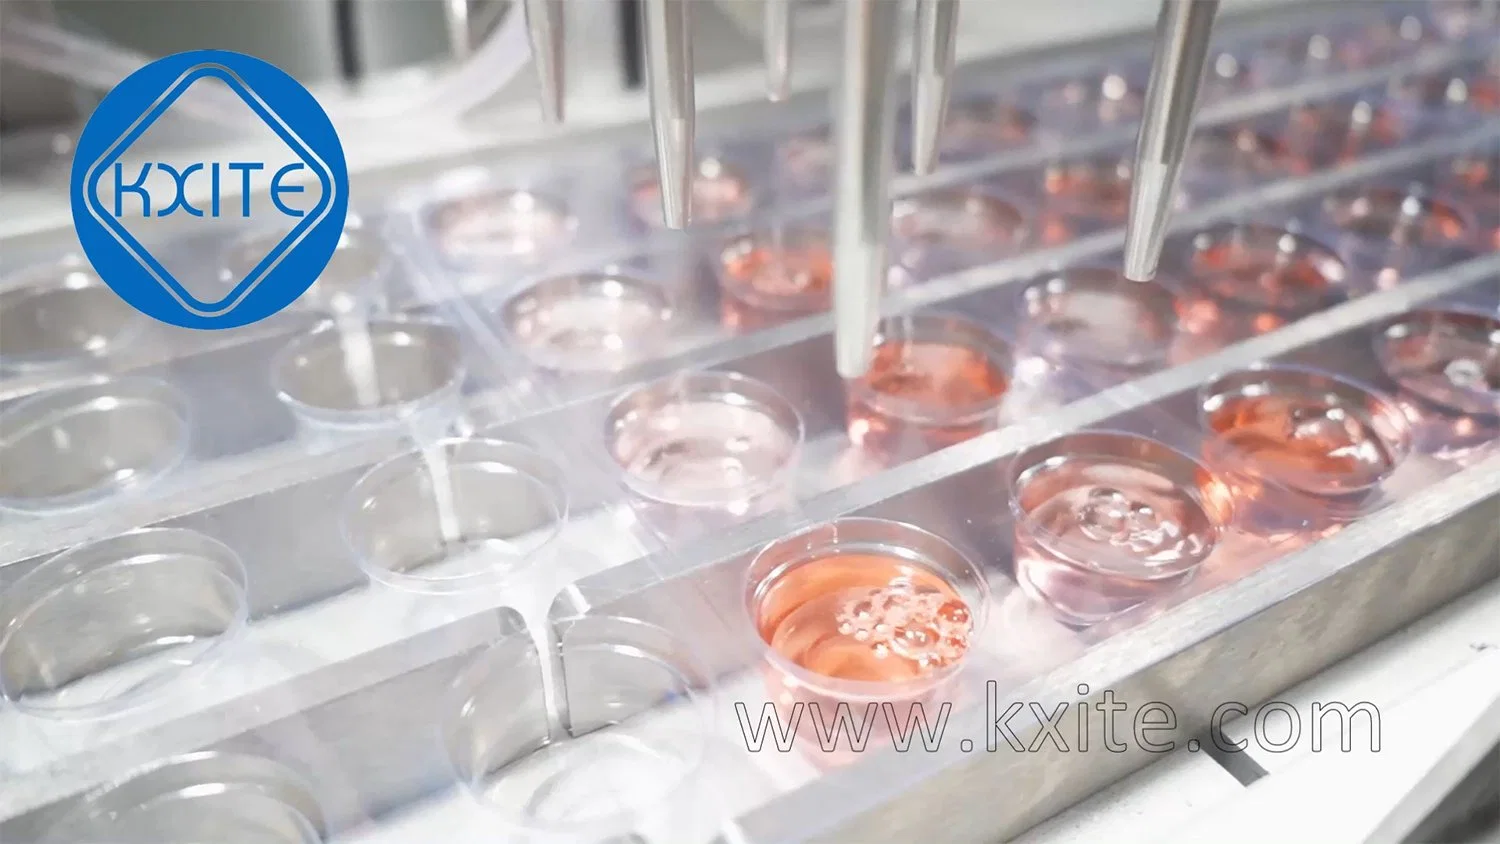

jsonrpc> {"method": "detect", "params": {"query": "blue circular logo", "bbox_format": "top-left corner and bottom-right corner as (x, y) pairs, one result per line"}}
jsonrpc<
(70, 49), (348, 329)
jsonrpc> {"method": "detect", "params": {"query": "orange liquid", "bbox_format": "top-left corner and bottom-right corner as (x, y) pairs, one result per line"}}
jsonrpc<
(1189, 240), (1339, 312)
(1036, 161), (1131, 245)
(755, 553), (974, 683)
(847, 339), (1010, 459)
(1284, 103), (1404, 167)
(718, 243), (833, 331)
(1204, 392), (1401, 496)
(939, 101), (1035, 153)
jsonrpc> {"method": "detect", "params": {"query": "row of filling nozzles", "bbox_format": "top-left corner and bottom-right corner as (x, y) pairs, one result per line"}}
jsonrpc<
(518, 0), (966, 382)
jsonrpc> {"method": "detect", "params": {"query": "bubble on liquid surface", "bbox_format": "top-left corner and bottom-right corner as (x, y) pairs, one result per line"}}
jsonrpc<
(1024, 459), (1219, 574)
(760, 554), (974, 683)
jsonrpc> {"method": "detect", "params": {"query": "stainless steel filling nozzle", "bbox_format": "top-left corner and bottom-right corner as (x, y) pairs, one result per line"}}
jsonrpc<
(643, 0), (697, 229)
(911, 0), (960, 176)
(1123, 0), (1220, 281)
(765, 0), (793, 101)
(831, 0), (902, 380)
(523, 0), (566, 123)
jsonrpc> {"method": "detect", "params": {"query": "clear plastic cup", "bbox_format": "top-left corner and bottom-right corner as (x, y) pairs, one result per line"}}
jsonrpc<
(342, 437), (568, 593)
(845, 314), (1015, 460)
(0, 528), (248, 720)
(1008, 431), (1234, 626)
(1375, 307), (1500, 459)
(1199, 364), (1414, 498)
(743, 517), (990, 762)
(271, 317), (466, 433)
(500, 272), (675, 372)
(604, 370), (804, 510)
(1016, 266), (1179, 373)
(890, 186), (1031, 275)
(628, 157), (755, 230)
(0, 255), (143, 372)
(0, 377), (192, 514)
(440, 615), (709, 842)
(1320, 186), (1479, 292)
(427, 188), (579, 264)
(42, 751), (325, 844)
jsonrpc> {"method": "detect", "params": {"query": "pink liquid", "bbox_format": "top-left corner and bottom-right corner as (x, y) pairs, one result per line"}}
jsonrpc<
(717, 238), (833, 331)
(847, 338), (1010, 460)
(1377, 310), (1500, 458)
(630, 159), (753, 228)
(1013, 456), (1220, 626)
(431, 191), (574, 261)
(756, 553), (974, 683)
(610, 399), (797, 506)
(1204, 390), (1403, 497)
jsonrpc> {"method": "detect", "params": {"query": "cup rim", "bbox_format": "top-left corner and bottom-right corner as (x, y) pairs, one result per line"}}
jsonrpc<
(439, 615), (712, 838)
(0, 254), (146, 371)
(0, 376), (192, 514)
(845, 311), (1016, 427)
(0, 527), (248, 720)
(497, 271), (676, 372)
(1196, 362), (1416, 489)
(341, 436), (570, 594)
(270, 315), (467, 428)
(603, 369), (806, 507)
(1005, 429), (1235, 579)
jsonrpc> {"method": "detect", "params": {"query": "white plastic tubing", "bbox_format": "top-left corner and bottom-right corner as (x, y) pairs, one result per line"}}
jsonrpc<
(0, 5), (534, 130)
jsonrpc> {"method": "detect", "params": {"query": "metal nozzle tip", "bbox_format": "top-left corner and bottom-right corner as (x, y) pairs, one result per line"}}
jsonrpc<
(642, 0), (695, 230)
(1123, 160), (1172, 281)
(833, 244), (885, 379)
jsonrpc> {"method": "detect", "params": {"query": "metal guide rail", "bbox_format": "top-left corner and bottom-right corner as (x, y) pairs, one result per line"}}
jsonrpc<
(0, 2), (1498, 842)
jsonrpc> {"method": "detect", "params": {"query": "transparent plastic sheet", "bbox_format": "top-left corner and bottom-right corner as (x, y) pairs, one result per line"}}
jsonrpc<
(1, 2), (1499, 842)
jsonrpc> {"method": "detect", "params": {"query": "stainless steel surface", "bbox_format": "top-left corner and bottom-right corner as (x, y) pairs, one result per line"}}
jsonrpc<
(1124, 0), (1221, 280)
(523, 0), (566, 123)
(764, 0), (792, 102)
(643, 0), (697, 229)
(912, 0), (962, 176)
(832, 0), (902, 380)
